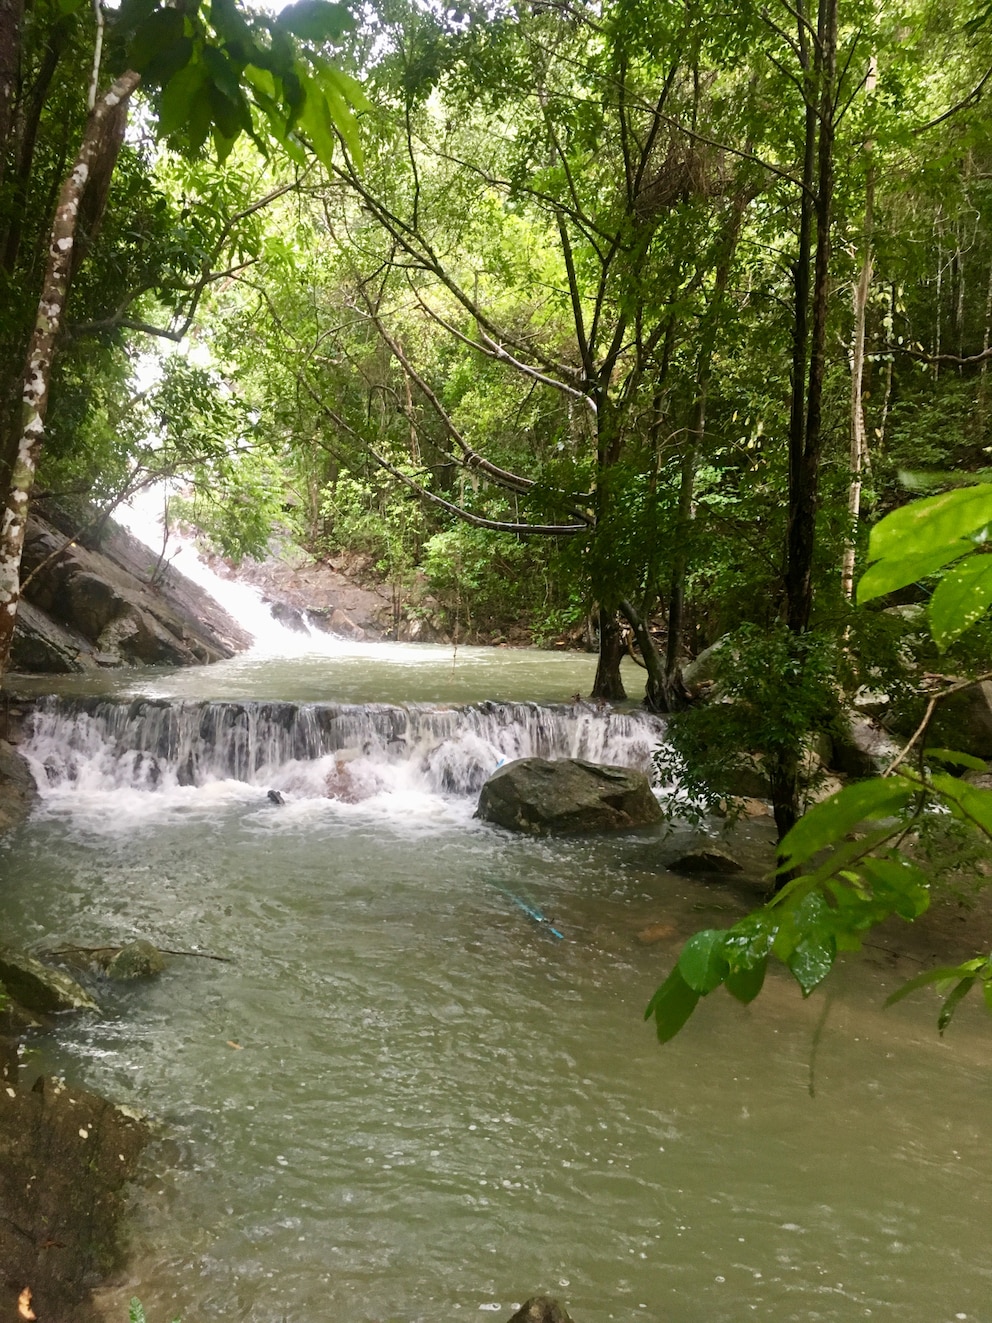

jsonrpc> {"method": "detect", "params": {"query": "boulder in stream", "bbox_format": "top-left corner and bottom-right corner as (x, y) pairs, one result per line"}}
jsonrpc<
(476, 758), (662, 835)
(0, 948), (101, 1015)
(506, 1299), (575, 1323)
(105, 939), (166, 980)
(669, 844), (744, 876)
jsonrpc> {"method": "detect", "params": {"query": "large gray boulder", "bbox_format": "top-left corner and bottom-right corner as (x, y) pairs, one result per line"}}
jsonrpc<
(477, 758), (662, 835)
(0, 949), (101, 1015)
(12, 507), (251, 674)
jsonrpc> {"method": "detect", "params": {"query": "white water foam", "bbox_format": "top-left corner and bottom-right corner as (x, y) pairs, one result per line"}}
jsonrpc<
(22, 696), (667, 833)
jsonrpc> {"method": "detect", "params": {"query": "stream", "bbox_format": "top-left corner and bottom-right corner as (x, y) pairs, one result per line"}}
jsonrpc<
(2, 612), (991, 1322)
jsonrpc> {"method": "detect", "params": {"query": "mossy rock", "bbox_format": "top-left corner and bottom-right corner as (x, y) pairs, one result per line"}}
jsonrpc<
(0, 948), (101, 1015)
(105, 939), (166, 981)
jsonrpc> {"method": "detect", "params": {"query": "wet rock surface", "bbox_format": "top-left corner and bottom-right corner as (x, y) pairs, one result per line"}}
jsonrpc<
(11, 504), (251, 674)
(0, 949), (102, 1016)
(477, 758), (663, 835)
(0, 1064), (149, 1323)
(506, 1298), (575, 1323)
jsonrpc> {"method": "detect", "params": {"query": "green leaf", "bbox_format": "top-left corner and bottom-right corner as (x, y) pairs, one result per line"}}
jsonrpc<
(884, 963), (982, 1007)
(929, 774), (992, 837)
(938, 976), (976, 1034)
(923, 747), (988, 772)
(127, 9), (185, 73)
(645, 966), (700, 1043)
(57, 0), (87, 13)
(777, 777), (917, 873)
(856, 540), (974, 605)
(210, 0), (255, 45)
(867, 484), (992, 563)
(983, 979), (992, 1014)
(158, 60), (209, 138)
(203, 44), (244, 106)
(278, 0), (355, 43)
(787, 935), (836, 995)
(129, 1300), (148, 1323)
(297, 76), (338, 169)
(113, 0), (158, 35)
(725, 957), (766, 1004)
(929, 556), (992, 649)
(857, 856), (930, 920)
(678, 929), (729, 994)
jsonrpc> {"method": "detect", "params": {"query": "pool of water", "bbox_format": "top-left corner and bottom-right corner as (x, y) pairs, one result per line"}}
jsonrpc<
(1, 647), (990, 1323)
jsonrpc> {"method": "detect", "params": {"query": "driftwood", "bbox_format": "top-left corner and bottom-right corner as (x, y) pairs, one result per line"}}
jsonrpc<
(46, 943), (231, 964)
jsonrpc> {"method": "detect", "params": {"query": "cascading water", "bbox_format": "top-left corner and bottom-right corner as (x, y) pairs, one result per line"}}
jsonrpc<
(23, 695), (666, 801)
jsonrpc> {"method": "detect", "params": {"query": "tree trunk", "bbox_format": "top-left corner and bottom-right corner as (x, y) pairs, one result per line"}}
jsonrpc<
(841, 56), (876, 603)
(772, 0), (838, 863)
(591, 606), (627, 701)
(0, 69), (140, 678)
(0, 0), (21, 180)
(620, 597), (675, 713)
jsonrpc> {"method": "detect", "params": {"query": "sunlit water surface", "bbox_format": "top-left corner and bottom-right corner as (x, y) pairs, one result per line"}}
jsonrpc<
(2, 553), (990, 1323)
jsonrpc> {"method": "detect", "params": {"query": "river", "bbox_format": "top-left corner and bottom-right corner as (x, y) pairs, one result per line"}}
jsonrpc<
(1, 606), (990, 1323)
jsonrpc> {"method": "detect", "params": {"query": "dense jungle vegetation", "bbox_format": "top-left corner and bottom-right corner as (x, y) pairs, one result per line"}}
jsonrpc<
(5, 0), (992, 1030)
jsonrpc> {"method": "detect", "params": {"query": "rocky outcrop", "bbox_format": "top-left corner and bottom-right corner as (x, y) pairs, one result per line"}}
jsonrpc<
(0, 1069), (149, 1323)
(0, 738), (37, 831)
(10, 505), (251, 674)
(670, 845), (743, 875)
(477, 758), (663, 834)
(0, 948), (101, 1015)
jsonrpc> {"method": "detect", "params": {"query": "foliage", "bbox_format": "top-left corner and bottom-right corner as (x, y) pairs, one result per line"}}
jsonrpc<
(655, 624), (841, 815)
(649, 486), (992, 1043)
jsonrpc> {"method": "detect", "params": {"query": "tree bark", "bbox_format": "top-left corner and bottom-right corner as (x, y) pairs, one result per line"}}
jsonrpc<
(0, 69), (140, 677)
(0, 0), (21, 181)
(772, 0), (838, 864)
(591, 607), (627, 701)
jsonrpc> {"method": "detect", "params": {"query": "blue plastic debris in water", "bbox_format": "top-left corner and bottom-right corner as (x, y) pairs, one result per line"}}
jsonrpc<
(488, 879), (564, 940)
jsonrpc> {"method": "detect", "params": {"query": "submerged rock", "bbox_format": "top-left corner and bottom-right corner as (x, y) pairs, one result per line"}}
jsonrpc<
(105, 939), (166, 981)
(506, 1299), (575, 1323)
(476, 757), (662, 835)
(670, 845), (744, 876)
(0, 948), (101, 1015)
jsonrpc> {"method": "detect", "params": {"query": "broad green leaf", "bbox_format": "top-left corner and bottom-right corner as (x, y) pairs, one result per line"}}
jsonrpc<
(787, 935), (836, 995)
(645, 967), (700, 1043)
(777, 776), (917, 873)
(297, 76), (338, 169)
(867, 484), (992, 562)
(725, 957), (766, 1004)
(983, 979), (992, 1014)
(938, 976), (976, 1034)
(210, 0), (255, 45)
(57, 0), (86, 13)
(930, 774), (992, 837)
(129, 1300), (148, 1323)
(856, 540), (974, 605)
(203, 45), (243, 106)
(923, 747), (989, 772)
(114, 0), (158, 34)
(278, 0), (355, 44)
(127, 9), (185, 74)
(158, 60), (209, 139)
(929, 555), (992, 649)
(857, 856), (930, 919)
(678, 929), (729, 994)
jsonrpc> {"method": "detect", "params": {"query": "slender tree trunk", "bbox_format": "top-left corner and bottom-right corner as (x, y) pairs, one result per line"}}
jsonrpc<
(0, 69), (140, 677)
(773, 0), (838, 854)
(0, 0), (21, 181)
(591, 606), (627, 701)
(841, 57), (876, 603)
(620, 598), (667, 711)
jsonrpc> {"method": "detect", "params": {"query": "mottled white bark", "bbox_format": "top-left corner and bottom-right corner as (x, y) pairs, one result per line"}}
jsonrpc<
(0, 69), (139, 675)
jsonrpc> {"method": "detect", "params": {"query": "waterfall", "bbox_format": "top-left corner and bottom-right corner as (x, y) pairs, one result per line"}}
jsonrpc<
(23, 695), (667, 801)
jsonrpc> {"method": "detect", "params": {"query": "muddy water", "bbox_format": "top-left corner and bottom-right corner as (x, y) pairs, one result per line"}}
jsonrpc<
(1, 645), (989, 1323)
